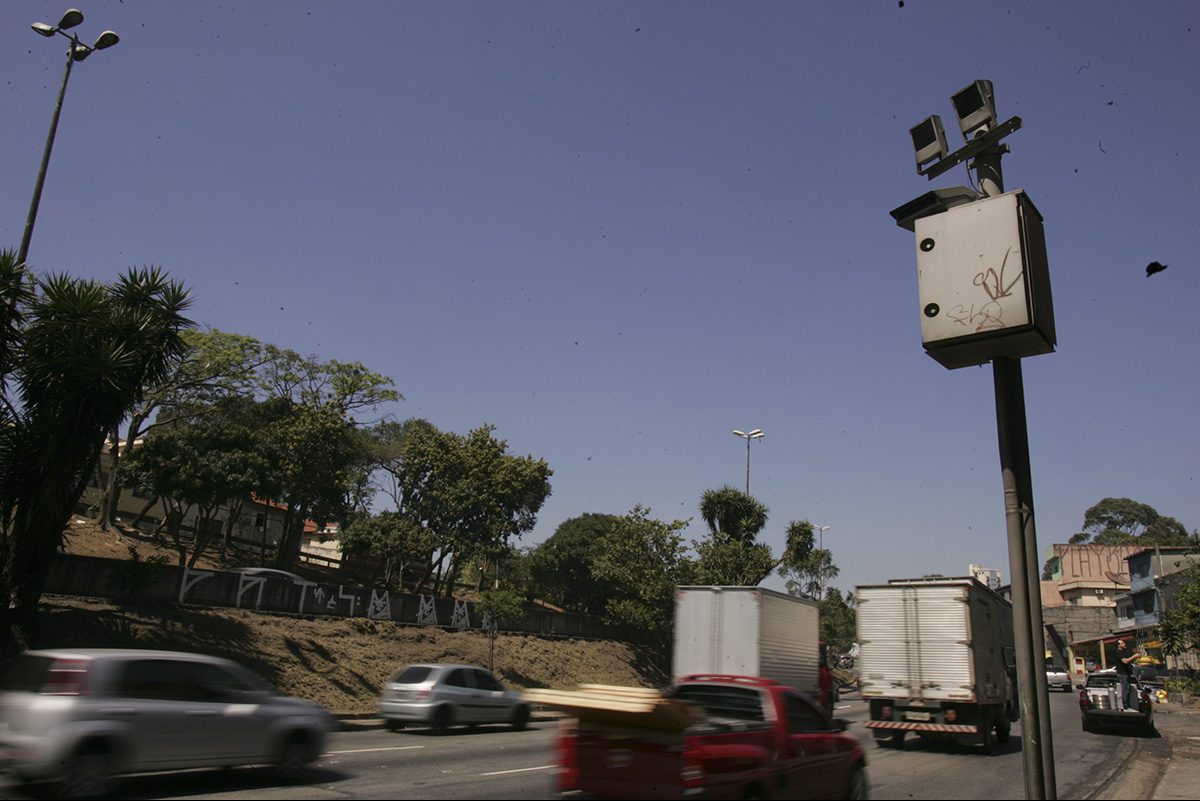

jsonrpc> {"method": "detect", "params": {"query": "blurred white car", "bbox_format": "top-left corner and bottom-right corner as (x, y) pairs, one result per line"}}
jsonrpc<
(0, 649), (334, 799)
(378, 664), (530, 734)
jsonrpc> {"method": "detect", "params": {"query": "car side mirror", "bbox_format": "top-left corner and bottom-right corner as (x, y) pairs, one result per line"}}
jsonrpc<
(832, 718), (849, 732)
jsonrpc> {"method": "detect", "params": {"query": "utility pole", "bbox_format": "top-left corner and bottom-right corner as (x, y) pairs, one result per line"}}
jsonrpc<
(977, 144), (1057, 801)
(892, 80), (1058, 799)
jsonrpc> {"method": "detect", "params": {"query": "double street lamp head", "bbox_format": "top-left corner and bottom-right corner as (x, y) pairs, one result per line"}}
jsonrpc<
(733, 429), (764, 441)
(31, 8), (119, 59)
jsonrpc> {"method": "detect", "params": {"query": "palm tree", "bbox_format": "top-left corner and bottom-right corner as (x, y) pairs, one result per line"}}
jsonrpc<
(0, 249), (192, 620)
(699, 486), (768, 544)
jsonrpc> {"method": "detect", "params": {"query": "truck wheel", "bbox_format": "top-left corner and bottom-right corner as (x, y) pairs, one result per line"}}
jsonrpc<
(846, 766), (868, 800)
(874, 731), (904, 749)
(995, 716), (1011, 744)
(979, 711), (994, 753)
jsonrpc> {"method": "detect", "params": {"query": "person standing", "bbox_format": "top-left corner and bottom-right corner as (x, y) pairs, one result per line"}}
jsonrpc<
(1115, 639), (1139, 711)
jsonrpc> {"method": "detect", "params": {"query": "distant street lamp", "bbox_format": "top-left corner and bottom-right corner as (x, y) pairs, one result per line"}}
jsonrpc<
(17, 8), (120, 270)
(732, 428), (764, 495)
(812, 523), (831, 551)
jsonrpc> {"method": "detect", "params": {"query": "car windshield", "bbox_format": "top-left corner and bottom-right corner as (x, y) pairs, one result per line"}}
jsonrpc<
(1087, 675), (1119, 688)
(391, 665), (433, 684)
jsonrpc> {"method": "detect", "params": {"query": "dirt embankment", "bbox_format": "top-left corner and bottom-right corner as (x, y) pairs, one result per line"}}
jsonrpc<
(7, 520), (669, 715)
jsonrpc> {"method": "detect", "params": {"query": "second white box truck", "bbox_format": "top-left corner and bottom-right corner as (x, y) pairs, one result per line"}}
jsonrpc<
(856, 576), (1017, 752)
(672, 585), (833, 712)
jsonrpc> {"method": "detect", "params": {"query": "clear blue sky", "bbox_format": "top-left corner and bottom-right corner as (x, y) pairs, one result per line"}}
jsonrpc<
(3, 1), (1197, 595)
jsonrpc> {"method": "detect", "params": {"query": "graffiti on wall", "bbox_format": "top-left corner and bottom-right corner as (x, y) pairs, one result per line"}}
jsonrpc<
(179, 567), (484, 631)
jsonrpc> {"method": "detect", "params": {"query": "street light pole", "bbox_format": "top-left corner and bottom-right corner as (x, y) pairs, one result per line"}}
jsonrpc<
(17, 9), (120, 270)
(732, 429), (763, 494)
(813, 524), (831, 598)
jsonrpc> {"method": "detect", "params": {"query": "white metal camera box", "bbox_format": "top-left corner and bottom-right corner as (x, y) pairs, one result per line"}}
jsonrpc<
(914, 190), (1055, 369)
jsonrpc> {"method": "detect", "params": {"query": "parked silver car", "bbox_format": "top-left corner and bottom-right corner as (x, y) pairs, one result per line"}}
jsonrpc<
(0, 649), (334, 799)
(378, 664), (530, 734)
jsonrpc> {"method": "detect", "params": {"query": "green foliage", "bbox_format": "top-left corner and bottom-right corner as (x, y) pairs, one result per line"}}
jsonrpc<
(528, 514), (625, 614)
(699, 486), (768, 544)
(819, 588), (857, 654)
(97, 327), (270, 530)
(1160, 561), (1200, 654)
(1073, 497), (1192, 546)
(778, 519), (839, 600)
(694, 487), (773, 585)
(591, 505), (696, 636)
(0, 251), (192, 615)
(339, 510), (434, 590)
(478, 589), (526, 629)
(371, 419), (553, 594)
(694, 539), (776, 586)
(1165, 676), (1200, 698)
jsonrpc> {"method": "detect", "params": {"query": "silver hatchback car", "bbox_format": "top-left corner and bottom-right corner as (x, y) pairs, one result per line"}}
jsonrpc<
(378, 664), (530, 734)
(0, 649), (334, 799)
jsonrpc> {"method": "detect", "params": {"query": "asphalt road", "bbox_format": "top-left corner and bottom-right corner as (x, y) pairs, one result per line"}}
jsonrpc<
(1, 691), (1151, 800)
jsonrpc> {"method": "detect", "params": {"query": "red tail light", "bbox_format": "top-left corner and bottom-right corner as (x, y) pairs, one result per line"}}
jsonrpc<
(43, 659), (90, 696)
(1078, 690), (1090, 710)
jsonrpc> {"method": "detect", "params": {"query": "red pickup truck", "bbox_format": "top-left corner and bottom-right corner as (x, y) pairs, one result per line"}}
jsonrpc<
(552, 674), (867, 800)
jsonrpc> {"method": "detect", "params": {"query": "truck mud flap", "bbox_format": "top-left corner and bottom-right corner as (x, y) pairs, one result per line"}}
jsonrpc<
(865, 720), (978, 734)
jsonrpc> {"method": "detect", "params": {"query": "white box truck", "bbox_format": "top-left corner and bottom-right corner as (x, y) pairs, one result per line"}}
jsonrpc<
(673, 586), (833, 712)
(856, 577), (1017, 752)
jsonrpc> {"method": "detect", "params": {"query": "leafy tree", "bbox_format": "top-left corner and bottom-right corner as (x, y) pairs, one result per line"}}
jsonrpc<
(478, 588), (528, 673)
(96, 328), (267, 531)
(1071, 498), (1192, 546)
(694, 539), (776, 586)
(0, 251), (191, 618)
(694, 486), (773, 585)
(119, 395), (274, 567)
(527, 513), (624, 614)
(339, 509), (434, 591)
(591, 505), (696, 639)
(374, 420), (552, 595)
(699, 486), (768, 544)
(1160, 561), (1200, 656)
(257, 352), (399, 570)
(265, 401), (374, 570)
(819, 588), (857, 654)
(778, 519), (839, 600)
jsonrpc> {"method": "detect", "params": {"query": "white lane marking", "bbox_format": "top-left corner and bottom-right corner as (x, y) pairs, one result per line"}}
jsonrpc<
(480, 764), (556, 777)
(326, 745), (426, 755)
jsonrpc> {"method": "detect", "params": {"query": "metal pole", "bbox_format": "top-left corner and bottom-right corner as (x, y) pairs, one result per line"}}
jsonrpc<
(977, 144), (1056, 800)
(17, 39), (76, 269)
(745, 437), (751, 495)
